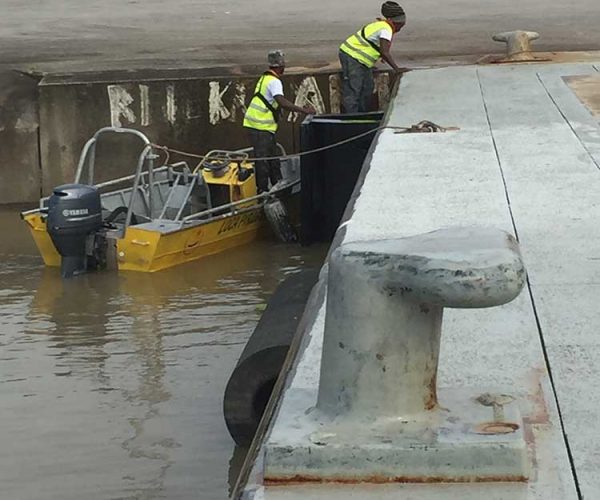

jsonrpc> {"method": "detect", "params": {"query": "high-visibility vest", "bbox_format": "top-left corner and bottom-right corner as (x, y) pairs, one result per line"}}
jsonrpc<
(340, 20), (392, 68)
(243, 72), (281, 133)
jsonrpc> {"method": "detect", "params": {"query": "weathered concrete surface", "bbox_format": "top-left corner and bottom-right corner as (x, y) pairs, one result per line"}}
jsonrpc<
(238, 59), (600, 499)
(565, 74), (600, 117)
(476, 62), (600, 499)
(38, 71), (391, 196)
(1, 0), (600, 73)
(265, 386), (530, 483)
(264, 228), (529, 483)
(0, 71), (40, 203)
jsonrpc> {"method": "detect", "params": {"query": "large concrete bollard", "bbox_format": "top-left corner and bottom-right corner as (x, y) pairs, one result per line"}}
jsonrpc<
(318, 226), (526, 420)
(265, 227), (530, 483)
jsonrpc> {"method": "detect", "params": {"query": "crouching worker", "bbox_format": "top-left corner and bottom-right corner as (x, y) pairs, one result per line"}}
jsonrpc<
(339, 1), (407, 113)
(243, 50), (316, 193)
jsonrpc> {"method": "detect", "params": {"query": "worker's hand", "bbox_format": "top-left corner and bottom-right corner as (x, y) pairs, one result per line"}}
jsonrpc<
(302, 106), (317, 115)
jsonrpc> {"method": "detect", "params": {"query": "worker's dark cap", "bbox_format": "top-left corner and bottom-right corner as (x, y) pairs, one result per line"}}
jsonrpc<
(381, 1), (406, 22)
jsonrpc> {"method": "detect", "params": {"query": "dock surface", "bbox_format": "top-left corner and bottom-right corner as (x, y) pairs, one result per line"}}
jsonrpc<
(240, 59), (600, 499)
(2, 1), (600, 72)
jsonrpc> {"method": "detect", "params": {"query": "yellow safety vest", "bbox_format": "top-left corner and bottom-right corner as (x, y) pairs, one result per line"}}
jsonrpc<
(243, 72), (281, 134)
(340, 20), (392, 68)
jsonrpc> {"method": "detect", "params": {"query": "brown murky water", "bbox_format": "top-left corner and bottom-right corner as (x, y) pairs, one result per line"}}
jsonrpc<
(0, 208), (325, 500)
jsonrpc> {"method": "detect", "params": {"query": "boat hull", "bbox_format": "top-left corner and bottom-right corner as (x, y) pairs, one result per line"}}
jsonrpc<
(23, 208), (264, 273)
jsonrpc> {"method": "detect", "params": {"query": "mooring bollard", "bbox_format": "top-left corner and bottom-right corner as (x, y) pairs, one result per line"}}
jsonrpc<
(318, 226), (526, 420)
(265, 227), (531, 483)
(492, 30), (540, 61)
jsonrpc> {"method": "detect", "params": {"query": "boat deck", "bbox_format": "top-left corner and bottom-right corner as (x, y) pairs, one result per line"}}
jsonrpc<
(240, 58), (600, 499)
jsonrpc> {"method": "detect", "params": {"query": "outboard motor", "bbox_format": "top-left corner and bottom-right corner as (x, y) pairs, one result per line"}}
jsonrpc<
(46, 184), (102, 278)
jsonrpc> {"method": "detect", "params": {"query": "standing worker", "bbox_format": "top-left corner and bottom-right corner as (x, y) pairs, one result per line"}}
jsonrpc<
(339, 1), (407, 113)
(243, 50), (316, 193)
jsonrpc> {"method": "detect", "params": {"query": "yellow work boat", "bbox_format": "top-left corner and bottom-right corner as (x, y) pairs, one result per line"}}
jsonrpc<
(21, 127), (298, 277)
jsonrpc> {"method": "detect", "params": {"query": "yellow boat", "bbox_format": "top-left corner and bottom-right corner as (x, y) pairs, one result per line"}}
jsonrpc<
(21, 127), (298, 277)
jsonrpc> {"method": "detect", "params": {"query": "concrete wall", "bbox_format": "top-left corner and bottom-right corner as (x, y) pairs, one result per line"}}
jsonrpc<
(0, 71), (41, 204)
(38, 70), (392, 196)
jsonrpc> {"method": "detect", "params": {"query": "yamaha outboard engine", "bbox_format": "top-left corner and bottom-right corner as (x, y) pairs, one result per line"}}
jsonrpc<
(46, 184), (102, 278)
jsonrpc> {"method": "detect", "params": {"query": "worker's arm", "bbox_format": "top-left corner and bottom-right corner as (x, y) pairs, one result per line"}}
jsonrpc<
(379, 39), (403, 73)
(274, 95), (316, 115)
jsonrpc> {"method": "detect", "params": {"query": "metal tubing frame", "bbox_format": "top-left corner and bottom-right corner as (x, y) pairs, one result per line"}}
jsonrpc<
(179, 193), (269, 228)
(157, 172), (201, 221)
(75, 127), (152, 185)
(158, 172), (183, 220)
(147, 153), (155, 218)
(91, 165), (170, 190)
(178, 178), (299, 229)
(174, 176), (199, 221)
(123, 144), (154, 238)
(181, 204), (264, 230)
(71, 127), (157, 238)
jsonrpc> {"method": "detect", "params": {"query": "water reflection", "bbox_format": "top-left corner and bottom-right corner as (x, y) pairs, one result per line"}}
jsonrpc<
(0, 208), (326, 500)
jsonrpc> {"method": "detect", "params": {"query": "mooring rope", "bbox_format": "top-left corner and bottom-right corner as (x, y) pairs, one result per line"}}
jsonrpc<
(150, 120), (450, 164)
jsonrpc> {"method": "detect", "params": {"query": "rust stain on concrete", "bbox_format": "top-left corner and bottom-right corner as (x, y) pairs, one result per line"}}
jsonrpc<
(265, 473), (529, 485)
(474, 422), (520, 435)
(564, 74), (600, 117)
(524, 367), (550, 426)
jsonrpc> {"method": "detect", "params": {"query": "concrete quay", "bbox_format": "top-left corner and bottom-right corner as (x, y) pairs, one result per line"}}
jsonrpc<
(3, 0), (600, 73)
(237, 58), (600, 499)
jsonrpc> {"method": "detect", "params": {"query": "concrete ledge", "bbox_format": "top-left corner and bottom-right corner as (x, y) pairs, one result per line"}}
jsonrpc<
(238, 60), (600, 499)
(265, 388), (528, 483)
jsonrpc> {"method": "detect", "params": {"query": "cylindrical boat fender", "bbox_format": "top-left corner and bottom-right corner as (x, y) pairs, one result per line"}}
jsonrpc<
(223, 268), (319, 447)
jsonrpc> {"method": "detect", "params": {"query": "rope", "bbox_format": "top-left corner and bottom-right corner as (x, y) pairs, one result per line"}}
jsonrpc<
(150, 121), (449, 164)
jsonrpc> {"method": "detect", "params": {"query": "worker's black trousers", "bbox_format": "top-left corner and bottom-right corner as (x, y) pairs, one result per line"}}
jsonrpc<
(339, 50), (374, 113)
(247, 128), (282, 193)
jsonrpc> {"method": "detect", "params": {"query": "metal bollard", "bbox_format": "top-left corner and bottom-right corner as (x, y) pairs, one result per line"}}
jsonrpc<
(492, 30), (540, 62)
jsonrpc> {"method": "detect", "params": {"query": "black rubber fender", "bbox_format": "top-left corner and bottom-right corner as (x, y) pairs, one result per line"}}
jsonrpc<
(223, 268), (319, 446)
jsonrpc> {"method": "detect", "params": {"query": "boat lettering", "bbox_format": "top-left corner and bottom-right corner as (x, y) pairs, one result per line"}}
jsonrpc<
(62, 208), (89, 217)
(218, 212), (259, 235)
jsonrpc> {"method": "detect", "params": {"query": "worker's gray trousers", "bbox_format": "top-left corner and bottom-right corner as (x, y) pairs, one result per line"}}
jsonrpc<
(246, 128), (282, 193)
(339, 50), (374, 113)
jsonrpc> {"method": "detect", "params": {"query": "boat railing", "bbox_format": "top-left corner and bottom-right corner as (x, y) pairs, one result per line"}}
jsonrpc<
(179, 191), (269, 228)
(73, 127), (160, 236)
(178, 179), (299, 229)
(157, 169), (209, 221)
(121, 143), (155, 237)
(75, 127), (152, 185)
(24, 163), (178, 212)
